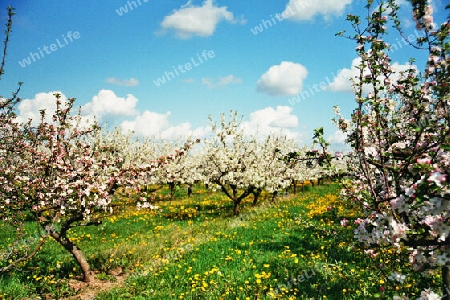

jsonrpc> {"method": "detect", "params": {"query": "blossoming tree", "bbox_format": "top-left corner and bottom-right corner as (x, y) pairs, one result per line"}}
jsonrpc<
(0, 9), (195, 282)
(334, 0), (450, 297)
(201, 111), (330, 214)
(201, 111), (261, 216)
(0, 94), (190, 282)
(151, 139), (202, 201)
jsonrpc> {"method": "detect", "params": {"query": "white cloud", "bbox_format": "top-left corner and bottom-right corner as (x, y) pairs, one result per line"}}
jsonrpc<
(16, 90), (210, 140)
(16, 91), (66, 125)
(218, 75), (242, 87)
(326, 57), (361, 92)
(328, 130), (347, 145)
(124, 106), (302, 141)
(202, 78), (214, 88)
(121, 110), (171, 137)
(327, 57), (417, 94)
(16, 90), (141, 126)
(256, 61), (308, 97)
(81, 90), (139, 123)
(282, 0), (353, 21)
(327, 130), (351, 152)
(14, 91), (307, 143)
(120, 110), (211, 140)
(159, 0), (236, 39)
(241, 106), (303, 141)
(106, 77), (139, 86)
(202, 74), (242, 88)
(122, 106), (303, 141)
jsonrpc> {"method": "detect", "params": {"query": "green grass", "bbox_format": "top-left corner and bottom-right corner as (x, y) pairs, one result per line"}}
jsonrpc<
(0, 183), (442, 299)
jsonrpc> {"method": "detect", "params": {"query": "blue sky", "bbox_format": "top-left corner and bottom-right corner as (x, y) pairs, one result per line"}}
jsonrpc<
(1, 0), (448, 150)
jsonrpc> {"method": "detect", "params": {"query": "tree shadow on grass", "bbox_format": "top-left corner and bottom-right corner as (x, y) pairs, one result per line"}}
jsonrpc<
(251, 220), (382, 299)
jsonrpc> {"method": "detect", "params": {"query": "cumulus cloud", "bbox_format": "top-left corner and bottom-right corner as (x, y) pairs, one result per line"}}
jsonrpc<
(240, 106), (303, 141)
(328, 130), (347, 144)
(327, 130), (351, 152)
(120, 106), (302, 141)
(106, 77), (139, 86)
(81, 90), (139, 123)
(16, 91), (65, 125)
(326, 58), (361, 92)
(120, 110), (210, 140)
(256, 61), (308, 97)
(15, 90), (141, 126)
(202, 74), (242, 88)
(282, 0), (353, 21)
(14, 91), (308, 143)
(159, 0), (237, 39)
(121, 111), (172, 137)
(327, 57), (417, 94)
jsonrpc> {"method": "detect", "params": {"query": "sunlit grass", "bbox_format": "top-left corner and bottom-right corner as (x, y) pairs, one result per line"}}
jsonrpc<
(0, 183), (442, 299)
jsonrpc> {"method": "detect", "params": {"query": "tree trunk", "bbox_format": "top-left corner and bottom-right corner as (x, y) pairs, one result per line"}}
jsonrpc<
(443, 264), (450, 300)
(169, 182), (175, 201)
(292, 180), (297, 195)
(272, 191), (278, 203)
(252, 193), (258, 206)
(49, 230), (93, 283)
(233, 201), (240, 216)
(252, 188), (261, 206)
(187, 185), (192, 197)
(232, 186), (240, 216)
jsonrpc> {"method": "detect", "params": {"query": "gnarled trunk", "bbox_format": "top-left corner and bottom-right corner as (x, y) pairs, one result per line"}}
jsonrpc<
(252, 188), (262, 206)
(47, 228), (93, 283)
(168, 182), (176, 201)
(218, 184), (251, 216)
(38, 212), (103, 283)
(53, 232), (92, 283)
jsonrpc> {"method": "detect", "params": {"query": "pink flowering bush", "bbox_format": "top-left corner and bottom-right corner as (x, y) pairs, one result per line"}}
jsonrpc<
(334, 0), (450, 297)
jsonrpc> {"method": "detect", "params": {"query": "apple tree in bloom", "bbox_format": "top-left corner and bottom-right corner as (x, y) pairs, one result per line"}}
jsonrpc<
(249, 135), (296, 205)
(151, 139), (201, 201)
(334, 0), (450, 297)
(0, 95), (118, 283)
(201, 111), (271, 216)
(283, 146), (324, 193)
(202, 113), (326, 212)
(282, 128), (333, 193)
(201, 112), (330, 214)
(0, 96), (194, 283)
(0, 11), (194, 281)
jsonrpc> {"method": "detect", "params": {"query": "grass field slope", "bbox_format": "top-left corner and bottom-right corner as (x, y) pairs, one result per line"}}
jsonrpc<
(0, 183), (441, 299)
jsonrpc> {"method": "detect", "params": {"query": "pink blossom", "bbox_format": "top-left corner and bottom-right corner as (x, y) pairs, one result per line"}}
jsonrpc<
(417, 158), (432, 164)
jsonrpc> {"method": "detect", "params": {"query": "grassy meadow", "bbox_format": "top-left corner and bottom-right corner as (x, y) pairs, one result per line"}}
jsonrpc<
(0, 182), (442, 299)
